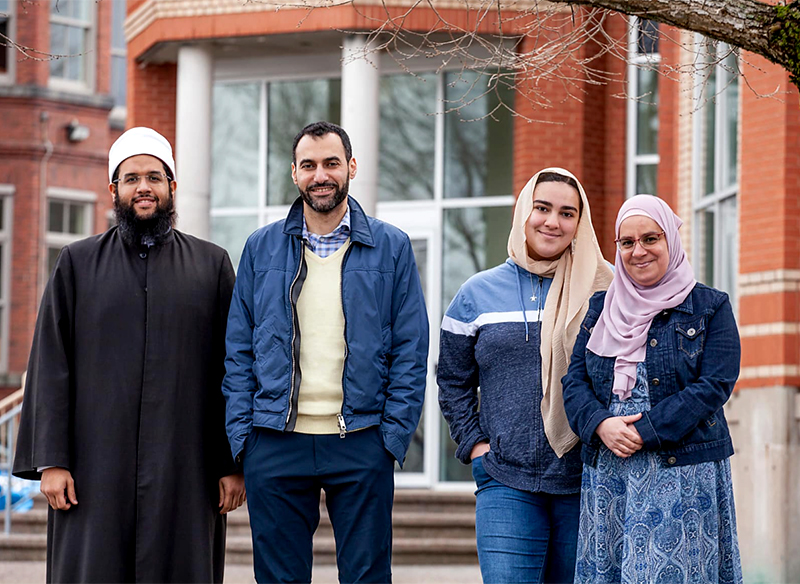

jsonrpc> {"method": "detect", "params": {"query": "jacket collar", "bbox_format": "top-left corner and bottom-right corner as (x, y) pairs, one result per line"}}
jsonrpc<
(283, 196), (375, 248)
(672, 286), (695, 314)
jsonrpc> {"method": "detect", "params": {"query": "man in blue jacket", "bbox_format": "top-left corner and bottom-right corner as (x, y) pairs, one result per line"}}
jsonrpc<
(222, 121), (429, 583)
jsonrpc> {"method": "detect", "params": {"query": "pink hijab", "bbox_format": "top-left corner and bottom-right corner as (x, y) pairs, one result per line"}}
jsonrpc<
(586, 195), (697, 400)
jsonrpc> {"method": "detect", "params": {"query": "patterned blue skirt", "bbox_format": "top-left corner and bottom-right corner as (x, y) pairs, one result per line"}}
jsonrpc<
(575, 364), (743, 584)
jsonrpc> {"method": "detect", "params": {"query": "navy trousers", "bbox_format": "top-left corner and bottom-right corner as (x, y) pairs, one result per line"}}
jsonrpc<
(243, 426), (395, 584)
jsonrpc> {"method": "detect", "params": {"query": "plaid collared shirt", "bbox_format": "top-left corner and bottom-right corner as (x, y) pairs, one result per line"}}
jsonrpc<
(302, 205), (351, 258)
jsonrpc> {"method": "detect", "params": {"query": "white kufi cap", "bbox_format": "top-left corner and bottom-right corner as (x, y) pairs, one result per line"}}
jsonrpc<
(108, 127), (176, 183)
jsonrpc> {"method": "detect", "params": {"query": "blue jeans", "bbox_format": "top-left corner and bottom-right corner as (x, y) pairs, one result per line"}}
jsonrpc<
(472, 456), (580, 584)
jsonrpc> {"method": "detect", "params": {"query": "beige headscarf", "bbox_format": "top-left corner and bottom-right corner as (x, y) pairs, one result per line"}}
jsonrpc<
(507, 167), (613, 457)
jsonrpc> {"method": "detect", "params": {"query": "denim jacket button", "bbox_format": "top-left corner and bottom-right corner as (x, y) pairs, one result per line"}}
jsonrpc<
(667, 456), (677, 465)
(649, 339), (658, 347)
(651, 378), (660, 386)
(687, 328), (696, 336)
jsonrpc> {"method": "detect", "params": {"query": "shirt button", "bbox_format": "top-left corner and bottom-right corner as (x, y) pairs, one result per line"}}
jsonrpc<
(687, 328), (696, 336)
(139, 252), (147, 259)
(589, 327), (594, 334)
(667, 456), (677, 465)
(651, 378), (660, 386)
(649, 339), (658, 347)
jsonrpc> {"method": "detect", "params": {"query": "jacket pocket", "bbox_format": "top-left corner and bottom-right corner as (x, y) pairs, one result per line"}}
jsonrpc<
(676, 321), (705, 358)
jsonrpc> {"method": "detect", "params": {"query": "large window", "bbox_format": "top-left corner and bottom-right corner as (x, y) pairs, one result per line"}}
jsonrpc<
(211, 68), (514, 485)
(693, 42), (739, 301)
(49, 0), (94, 90)
(0, 0), (13, 82)
(110, 0), (126, 111)
(0, 188), (12, 373)
(627, 18), (660, 197)
(46, 189), (94, 276)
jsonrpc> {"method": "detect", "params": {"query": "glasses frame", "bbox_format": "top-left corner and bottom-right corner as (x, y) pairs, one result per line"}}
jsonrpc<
(615, 230), (666, 252)
(112, 172), (171, 188)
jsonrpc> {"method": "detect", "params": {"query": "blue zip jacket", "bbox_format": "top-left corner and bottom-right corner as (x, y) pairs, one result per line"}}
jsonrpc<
(438, 259), (583, 494)
(222, 197), (429, 466)
(562, 283), (740, 468)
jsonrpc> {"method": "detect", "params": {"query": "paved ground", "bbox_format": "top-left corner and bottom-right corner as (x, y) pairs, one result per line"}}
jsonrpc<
(0, 562), (482, 583)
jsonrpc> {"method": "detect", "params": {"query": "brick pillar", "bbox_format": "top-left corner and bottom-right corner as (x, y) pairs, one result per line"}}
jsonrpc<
(727, 55), (800, 583)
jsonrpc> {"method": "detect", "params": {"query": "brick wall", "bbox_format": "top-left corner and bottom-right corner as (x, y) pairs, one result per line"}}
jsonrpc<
(0, 0), (117, 387)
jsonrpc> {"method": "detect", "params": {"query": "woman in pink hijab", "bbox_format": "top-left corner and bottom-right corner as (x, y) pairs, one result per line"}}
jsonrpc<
(563, 195), (743, 583)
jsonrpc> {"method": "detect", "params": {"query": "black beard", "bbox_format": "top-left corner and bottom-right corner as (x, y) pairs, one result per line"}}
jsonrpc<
(298, 177), (349, 213)
(113, 191), (176, 247)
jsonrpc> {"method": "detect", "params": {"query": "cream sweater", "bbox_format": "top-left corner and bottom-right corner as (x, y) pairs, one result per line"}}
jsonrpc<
(293, 242), (350, 434)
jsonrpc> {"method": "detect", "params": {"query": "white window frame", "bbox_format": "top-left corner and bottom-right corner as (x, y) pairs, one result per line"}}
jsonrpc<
(45, 188), (96, 278)
(626, 16), (661, 199)
(692, 40), (740, 303)
(0, 0), (15, 84)
(48, 0), (96, 93)
(0, 186), (14, 373)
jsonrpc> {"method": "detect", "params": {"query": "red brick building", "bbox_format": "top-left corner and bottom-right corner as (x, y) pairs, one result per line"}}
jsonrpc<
(1, 1), (798, 579)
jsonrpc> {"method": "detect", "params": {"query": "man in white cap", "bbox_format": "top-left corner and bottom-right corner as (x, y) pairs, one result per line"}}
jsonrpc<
(14, 127), (245, 583)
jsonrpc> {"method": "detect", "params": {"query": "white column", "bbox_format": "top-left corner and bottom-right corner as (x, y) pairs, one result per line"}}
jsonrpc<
(175, 45), (213, 238)
(340, 35), (380, 216)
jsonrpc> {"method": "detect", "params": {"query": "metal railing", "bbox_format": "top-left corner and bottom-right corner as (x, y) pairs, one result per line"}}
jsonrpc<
(1, 384), (30, 534)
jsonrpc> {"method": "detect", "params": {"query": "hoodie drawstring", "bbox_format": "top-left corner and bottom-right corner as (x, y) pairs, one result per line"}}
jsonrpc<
(515, 266), (530, 343)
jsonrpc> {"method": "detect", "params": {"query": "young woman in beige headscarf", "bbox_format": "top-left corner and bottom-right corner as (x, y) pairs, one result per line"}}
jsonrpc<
(438, 168), (612, 583)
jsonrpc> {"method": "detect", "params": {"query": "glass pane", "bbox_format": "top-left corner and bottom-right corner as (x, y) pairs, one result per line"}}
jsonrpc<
(702, 62), (718, 197)
(111, 54), (126, 107)
(723, 54), (739, 189)
(444, 71), (514, 199)
(397, 409), (424, 474)
(67, 203), (85, 234)
(65, 25), (85, 81)
(442, 205), (512, 318)
(637, 19), (659, 55)
(47, 246), (62, 277)
(719, 197), (737, 298)
(411, 238), (428, 301)
(0, 17), (7, 74)
(440, 412), (474, 482)
(49, 201), (65, 233)
(378, 73), (436, 201)
(212, 83), (262, 209)
(111, 0), (126, 50)
(635, 164), (657, 196)
(51, 0), (89, 20)
(696, 208), (715, 286)
(636, 67), (659, 155)
(0, 197), (4, 230)
(0, 243), (3, 294)
(49, 24), (67, 78)
(267, 79), (341, 206)
(210, 214), (259, 270)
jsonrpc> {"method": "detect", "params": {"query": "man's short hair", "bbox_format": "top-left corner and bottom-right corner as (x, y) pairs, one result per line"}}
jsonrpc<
(292, 122), (352, 164)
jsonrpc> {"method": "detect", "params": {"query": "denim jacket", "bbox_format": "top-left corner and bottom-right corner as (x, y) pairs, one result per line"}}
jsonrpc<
(562, 283), (740, 468)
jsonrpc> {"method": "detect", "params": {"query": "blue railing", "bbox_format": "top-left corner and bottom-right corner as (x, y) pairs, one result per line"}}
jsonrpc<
(0, 388), (37, 534)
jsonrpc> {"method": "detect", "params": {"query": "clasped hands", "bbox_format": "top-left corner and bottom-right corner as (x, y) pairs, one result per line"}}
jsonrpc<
(595, 413), (643, 458)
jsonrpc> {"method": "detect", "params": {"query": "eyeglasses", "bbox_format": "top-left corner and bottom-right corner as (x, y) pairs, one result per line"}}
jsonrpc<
(615, 231), (665, 252)
(113, 172), (170, 187)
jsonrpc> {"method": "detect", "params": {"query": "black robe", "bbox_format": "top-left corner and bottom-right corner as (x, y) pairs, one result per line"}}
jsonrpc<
(13, 227), (237, 583)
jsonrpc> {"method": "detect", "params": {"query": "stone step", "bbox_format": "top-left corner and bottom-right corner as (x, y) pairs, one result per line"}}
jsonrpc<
(2, 491), (478, 564)
(0, 533), (477, 565)
(226, 535), (477, 565)
(226, 508), (475, 539)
